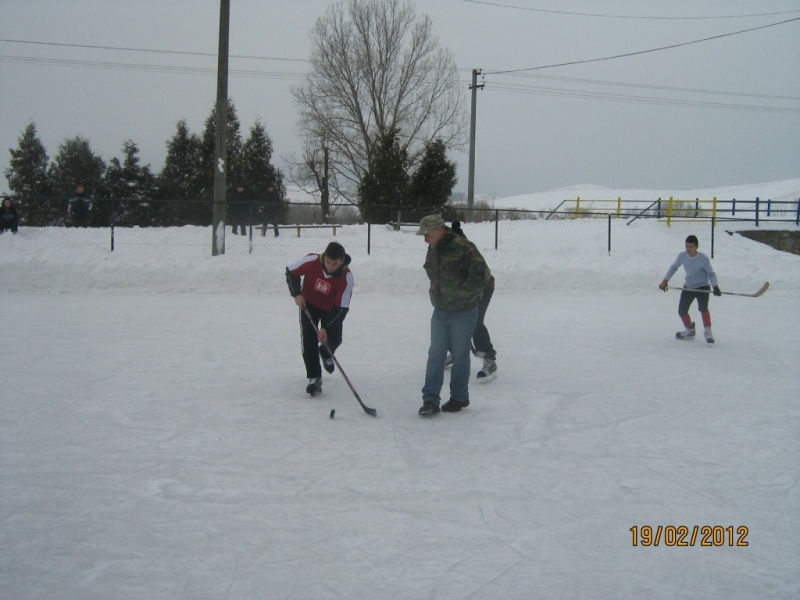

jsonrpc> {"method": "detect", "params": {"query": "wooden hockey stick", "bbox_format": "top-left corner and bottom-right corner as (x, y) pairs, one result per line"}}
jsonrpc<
(303, 307), (377, 417)
(668, 282), (769, 298)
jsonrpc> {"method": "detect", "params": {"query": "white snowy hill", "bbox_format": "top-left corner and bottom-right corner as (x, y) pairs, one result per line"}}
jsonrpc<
(491, 177), (800, 212)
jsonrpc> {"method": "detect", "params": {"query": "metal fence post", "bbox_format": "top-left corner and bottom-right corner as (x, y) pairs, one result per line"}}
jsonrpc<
(755, 197), (760, 227)
(732, 197), (736, 216)
(711, 215), (715, 259)
(495, 210), (499, 250)
(607, 214), (611, 255)
(796, 197), (800, 226)
(110, 197), (115, 252)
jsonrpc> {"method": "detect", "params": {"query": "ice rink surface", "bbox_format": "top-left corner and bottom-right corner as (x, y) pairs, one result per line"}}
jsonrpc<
(2, 288), (798, 599)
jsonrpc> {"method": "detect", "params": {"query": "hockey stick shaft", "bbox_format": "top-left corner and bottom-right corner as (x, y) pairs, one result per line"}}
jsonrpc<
(669, 281), (769, 298)
(303, 307), (377, 417)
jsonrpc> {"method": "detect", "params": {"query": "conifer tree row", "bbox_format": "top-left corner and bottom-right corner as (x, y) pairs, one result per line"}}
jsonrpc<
(3, 100), (284, 228)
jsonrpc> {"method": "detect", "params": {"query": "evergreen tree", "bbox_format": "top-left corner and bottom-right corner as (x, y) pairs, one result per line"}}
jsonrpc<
(240, 121), (285, 223)
(358, 128), (410, 222)
(158, 119), (203, 225)
(4, 122), (52, 226)
(47, 136), (106, 226)
(103, 141), (158, 226)
(200, 99), (243, 193)
(409, 139), (457, 210)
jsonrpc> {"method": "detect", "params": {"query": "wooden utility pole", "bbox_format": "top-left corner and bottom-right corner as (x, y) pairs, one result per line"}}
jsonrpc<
(467, 68), (484, 220)
(211, 0), (230, 256)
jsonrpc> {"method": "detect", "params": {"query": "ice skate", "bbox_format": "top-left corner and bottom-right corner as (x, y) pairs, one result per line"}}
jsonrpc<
(477, 358), (497, 382)
(704, 327), (715, 344)
(306, 377), (322, 396)
(675, 323), (696, 340)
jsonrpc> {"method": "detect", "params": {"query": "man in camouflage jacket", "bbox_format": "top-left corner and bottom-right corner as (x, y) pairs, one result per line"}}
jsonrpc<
(416, 214), (491, 415)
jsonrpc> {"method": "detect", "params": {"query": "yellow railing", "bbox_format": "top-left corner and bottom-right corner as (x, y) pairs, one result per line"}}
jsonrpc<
(562, 196), (719, 226)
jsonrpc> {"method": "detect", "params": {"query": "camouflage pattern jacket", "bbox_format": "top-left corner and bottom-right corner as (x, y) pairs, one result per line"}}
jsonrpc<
(424, 229), (491, 313)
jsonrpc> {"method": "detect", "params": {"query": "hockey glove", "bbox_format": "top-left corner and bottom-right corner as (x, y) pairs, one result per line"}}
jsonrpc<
(713, 286), (722, 296)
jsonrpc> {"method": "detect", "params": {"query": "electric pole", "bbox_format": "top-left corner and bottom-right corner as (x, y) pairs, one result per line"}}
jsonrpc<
(467, 68), (484, 220)
(211, 0), (230, 256)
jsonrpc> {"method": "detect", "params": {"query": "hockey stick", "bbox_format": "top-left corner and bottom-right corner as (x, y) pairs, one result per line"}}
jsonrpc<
(303, 307), (377, 417)
(668, 281), (769, 298)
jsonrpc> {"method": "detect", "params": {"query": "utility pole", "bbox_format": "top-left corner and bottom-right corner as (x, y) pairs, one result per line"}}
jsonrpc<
(211, 0), (230, 256)
(467, 68), (484, 220)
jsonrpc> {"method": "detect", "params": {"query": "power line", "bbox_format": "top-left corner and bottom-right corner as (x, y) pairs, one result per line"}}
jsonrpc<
(461, 0), (800, 20)
(488, 16), (800, 74)
(503, 73), (800, 103)
(0, 38), (308, 63)
(5, 54), (796, 115)
(0, 55), (306, 80)
(483, 81), (800, 114)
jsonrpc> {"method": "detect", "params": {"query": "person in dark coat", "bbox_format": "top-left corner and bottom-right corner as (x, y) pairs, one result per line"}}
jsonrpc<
(68, 184), (92, 227)
(0, 197), (19, 234)
(229, 184), (250, 236)
(263, 185), (281, 237)
(450, 220), (498, 381)
(416, 215), (491, 416)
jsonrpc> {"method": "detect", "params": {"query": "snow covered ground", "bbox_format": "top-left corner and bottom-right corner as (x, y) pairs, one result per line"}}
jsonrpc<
(1, 182), (799, 599)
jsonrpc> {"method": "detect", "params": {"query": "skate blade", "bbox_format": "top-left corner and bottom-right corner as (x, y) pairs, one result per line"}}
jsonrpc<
(477, 372), (497, 383)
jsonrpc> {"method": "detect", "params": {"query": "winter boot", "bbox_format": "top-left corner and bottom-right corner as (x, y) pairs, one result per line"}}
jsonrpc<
(675, 323), (696, 340)
(477, 358), (498, 382)
(704, 327), (715, 344)
(441, 397), (469, 412)
(306, 377), (322, 396)
(418, 401), (440, 416)
(319, 344), (335, 374)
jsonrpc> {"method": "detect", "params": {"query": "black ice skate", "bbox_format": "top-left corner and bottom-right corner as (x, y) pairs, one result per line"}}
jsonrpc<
(306, 377), (322, 396)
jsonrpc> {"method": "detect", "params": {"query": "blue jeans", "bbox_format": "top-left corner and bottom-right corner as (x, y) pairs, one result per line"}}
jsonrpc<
(422, 306), (478, 406)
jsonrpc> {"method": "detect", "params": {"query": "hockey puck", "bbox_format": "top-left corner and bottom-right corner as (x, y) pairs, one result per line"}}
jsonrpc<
(330, 409), (335, 419)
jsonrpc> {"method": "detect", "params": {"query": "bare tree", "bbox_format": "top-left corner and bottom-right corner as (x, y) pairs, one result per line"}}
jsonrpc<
(292, 0), (466, 204)
(286, 130), (337, 223)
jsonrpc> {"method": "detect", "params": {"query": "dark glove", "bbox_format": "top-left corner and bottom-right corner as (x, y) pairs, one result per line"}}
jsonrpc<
(713, 286), (722, 297)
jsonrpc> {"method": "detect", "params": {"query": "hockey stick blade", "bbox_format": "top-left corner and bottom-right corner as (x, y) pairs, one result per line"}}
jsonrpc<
(303, 308), (377, 417)
(669, 282), (769, 298)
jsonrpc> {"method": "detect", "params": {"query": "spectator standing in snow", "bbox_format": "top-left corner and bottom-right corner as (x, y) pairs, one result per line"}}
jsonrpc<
(229, 184), (250, 236)
(450, 220), (498, 381)
(659, 234), (721, 343)
(417, 214), (491, 416)
(263, 185), (281, 237)
(67, 184), (92, 228)
(0, 196), (19, 234)
(286, 242), (354, 396)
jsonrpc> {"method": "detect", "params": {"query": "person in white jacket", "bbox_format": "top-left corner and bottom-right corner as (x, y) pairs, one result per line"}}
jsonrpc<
(659, 235), (721, 343)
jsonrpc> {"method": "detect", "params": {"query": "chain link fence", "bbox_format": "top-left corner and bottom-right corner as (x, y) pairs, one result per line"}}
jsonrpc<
(5, 198), (798, 259)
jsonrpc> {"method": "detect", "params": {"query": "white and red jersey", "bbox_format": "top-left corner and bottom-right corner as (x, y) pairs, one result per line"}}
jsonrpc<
(287, 253), (354, 312)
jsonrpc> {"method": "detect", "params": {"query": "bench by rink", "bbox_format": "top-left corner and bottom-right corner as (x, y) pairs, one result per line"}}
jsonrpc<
(255, 224), (339, 237)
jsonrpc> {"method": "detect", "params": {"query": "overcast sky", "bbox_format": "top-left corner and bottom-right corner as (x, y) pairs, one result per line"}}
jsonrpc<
(1, 0), (799, 197)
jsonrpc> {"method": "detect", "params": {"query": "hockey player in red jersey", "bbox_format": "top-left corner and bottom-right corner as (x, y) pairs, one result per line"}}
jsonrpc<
(286, 242), (354, 395)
